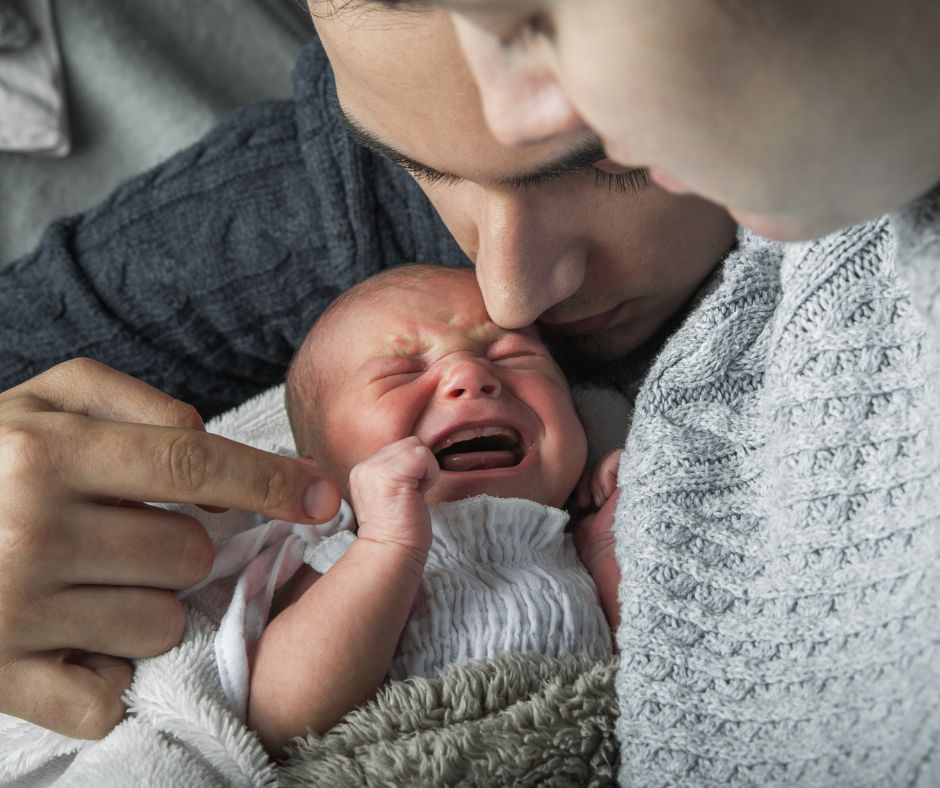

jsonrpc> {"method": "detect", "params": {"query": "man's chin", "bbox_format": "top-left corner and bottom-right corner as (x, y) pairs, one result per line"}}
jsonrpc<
(546, 325), (649, 363)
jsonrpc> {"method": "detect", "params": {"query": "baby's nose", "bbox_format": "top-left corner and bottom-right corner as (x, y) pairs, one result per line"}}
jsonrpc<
(440, 358), (501, 400)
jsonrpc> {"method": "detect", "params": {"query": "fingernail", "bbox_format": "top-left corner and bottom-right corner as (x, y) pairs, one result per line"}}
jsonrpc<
(303, 480), (338, 521)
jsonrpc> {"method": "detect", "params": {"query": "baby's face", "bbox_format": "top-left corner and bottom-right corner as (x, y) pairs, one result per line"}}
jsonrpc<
(316, 272), (587, 508)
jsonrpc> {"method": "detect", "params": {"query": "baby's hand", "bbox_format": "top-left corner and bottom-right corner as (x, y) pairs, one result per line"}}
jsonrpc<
(576, 448), (621, 514)
(350, 436), (439, 556)
(573, 449), (622, 629)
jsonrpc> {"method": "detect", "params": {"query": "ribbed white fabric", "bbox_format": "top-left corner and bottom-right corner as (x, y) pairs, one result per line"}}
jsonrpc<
(308, 495), (613, 681)
(198, 494), (613, 720)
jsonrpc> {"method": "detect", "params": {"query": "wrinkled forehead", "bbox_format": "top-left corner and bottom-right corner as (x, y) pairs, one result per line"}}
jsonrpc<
(309, 3), (584, 184)
(324, 271), (528, 359)
(313, 6), (478, 128)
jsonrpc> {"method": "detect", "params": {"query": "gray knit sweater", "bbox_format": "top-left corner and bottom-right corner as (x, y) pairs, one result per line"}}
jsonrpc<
(615, 195), (940, 786)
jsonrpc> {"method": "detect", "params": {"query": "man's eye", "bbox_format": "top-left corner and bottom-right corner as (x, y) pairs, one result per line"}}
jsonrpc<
(592, 165), (650, 195)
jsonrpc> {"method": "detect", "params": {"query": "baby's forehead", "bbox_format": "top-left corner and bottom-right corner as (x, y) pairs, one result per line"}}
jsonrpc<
(330, 287), (529, 355)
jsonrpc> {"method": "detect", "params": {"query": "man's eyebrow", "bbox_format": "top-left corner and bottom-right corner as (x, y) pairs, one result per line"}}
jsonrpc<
(337, 104), (607, 189)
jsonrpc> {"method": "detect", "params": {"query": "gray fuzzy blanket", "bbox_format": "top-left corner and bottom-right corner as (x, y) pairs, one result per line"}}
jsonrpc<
(280, 652), (619, 788)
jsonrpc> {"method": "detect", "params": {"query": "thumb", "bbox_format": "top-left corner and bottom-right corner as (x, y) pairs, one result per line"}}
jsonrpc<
(4, 654), (132, 740)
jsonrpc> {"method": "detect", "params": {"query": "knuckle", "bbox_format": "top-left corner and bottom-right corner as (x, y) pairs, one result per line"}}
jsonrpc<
(0, 596), (24, 640)
(349, 463), (366, 489)
(0, 420), (54, 480)
(162, 433), (212, 495)
(59, 356), (104, 378)
(0, 513), (49, 568)
(152, 594), (187, 653)
(76, 689), (127, 740)
(257, 464), (291, 513)
(176, 517), (213, 585)
(161, 398), (204, 431)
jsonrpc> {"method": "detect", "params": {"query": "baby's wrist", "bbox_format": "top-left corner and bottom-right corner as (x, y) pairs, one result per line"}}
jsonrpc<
(352, 535), (429, 580)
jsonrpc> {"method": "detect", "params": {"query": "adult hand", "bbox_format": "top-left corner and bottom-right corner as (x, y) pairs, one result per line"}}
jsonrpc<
(0, 359), (341, 739)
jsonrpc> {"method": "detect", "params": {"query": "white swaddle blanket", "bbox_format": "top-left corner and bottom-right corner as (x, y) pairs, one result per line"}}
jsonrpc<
(187, 494), (612, 721)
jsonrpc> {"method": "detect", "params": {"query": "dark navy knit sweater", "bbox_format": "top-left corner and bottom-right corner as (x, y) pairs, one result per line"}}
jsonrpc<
(0, 39), (468, 419)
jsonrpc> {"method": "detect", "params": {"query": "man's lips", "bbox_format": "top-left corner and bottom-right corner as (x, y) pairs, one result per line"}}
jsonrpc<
(539, 301), (626, 337)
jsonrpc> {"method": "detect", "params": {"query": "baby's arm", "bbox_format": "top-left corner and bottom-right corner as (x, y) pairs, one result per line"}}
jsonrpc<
(574, 449), (622, 630)
(248, 437), (438, 756)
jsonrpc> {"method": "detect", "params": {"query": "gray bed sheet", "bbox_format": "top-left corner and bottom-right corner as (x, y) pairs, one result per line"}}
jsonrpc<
(0, 0), (312, 266)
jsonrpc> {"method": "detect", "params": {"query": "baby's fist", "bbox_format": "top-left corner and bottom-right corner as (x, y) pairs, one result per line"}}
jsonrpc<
(350, 437), (439, 554)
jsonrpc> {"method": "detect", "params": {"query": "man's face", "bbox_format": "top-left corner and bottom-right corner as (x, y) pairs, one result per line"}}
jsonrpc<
(312, 6), (736, 360)
(316, 271), (588, 508)
(421, 1), (937, 240)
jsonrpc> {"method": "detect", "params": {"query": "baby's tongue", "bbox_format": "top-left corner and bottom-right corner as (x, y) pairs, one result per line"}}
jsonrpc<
(439, 450), (517, 472)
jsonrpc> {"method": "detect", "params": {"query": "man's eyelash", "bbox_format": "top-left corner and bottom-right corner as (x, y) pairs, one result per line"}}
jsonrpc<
(411, 165), (649, 194)
(594, 168), (650, 194)
(408, 168), (463, 187)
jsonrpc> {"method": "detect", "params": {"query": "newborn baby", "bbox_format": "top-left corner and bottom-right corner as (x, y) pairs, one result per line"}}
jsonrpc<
(217, 265), (622, 754)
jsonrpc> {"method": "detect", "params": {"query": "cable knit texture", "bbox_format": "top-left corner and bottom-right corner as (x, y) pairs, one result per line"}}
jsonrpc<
(310, 495), (613, 680)
(614, 195), (940, 786)
(0, 39), (466, 419)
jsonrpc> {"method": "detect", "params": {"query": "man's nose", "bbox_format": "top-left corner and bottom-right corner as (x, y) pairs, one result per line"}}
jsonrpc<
(452, 16), (584, 147)
(475, 193), (587, 328)
(439, 357), (502, 400)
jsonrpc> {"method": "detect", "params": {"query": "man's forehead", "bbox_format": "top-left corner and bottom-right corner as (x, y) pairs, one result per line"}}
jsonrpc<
(337, 102), (604, 189)
(315, 3), (602, 187)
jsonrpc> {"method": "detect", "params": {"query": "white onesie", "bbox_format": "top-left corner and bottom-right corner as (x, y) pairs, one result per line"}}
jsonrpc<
(190, 494), (613, 719)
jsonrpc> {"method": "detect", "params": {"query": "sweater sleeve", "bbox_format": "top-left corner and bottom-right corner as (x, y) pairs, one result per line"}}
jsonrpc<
(0, 39), (467, 420)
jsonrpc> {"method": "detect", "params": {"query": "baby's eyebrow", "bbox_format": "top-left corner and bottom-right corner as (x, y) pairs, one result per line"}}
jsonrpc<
(380, 334), (428, 356)
(466, 323), (505, 344)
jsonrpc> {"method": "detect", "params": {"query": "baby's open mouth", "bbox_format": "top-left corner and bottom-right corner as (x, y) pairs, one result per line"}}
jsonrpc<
(431, 426), (525, 472)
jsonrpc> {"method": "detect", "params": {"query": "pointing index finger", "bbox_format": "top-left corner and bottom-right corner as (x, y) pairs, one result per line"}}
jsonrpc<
(61, 417), (340, 523)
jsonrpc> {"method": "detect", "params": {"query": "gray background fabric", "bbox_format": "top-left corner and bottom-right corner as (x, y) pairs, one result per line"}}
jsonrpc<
(0, 0), (313, 266)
